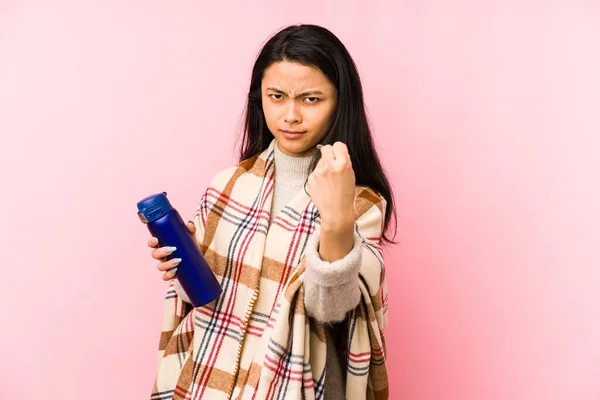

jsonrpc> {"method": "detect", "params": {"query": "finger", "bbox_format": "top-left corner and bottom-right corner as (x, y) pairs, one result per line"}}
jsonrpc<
(332, 155), (351, 171)
(320, 161), (331, 174)
(186, 221), (196, 235)
(147, 237), (159, 248)
(319, 144), (335, 161)
(157, 258), (181, 272)
(162, 268), (178, 281)
(332, 141), (349, 160)
(315, 157), (329, 174)
(151, 245), (178, 260)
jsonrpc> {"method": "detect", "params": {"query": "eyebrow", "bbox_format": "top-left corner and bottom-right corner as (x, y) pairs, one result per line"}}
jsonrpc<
(266, 87), (324, 97)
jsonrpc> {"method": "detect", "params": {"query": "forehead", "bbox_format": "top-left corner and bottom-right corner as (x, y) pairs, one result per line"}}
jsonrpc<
(262, 61), (334, 93)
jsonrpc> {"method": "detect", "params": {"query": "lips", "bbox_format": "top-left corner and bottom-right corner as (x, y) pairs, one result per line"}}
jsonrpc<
(280, 130), (306, 134)
(279, 129), (307, 140)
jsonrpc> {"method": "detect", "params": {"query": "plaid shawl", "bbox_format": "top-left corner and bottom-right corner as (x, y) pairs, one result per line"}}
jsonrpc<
(151, 139), (389, 399)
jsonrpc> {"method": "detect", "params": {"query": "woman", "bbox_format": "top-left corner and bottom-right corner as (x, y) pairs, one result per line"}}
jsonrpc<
(147, 24), (396, 400)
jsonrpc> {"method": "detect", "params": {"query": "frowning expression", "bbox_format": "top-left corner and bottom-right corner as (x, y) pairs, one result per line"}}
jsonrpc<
(261, 61), (337, 157)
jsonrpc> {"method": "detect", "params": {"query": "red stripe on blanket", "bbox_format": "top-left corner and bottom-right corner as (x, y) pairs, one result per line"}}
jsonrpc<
(263, 355), (314, 388)
(207, 187), (271, 221)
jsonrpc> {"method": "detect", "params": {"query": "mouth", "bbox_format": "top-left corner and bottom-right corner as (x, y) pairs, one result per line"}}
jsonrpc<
(280, 129), (307, 134)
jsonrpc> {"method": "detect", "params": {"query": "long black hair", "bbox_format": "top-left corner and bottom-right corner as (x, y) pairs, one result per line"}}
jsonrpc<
(238, 24), (397, 244)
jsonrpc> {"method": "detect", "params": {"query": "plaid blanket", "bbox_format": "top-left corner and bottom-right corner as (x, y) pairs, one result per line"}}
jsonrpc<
(151, 139), (389, 399)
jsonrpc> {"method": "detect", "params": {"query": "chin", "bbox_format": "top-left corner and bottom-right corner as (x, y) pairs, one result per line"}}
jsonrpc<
(278, 139), (315, 157)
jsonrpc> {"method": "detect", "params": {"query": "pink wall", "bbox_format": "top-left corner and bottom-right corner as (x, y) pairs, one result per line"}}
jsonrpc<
(1, 1), (599, 399)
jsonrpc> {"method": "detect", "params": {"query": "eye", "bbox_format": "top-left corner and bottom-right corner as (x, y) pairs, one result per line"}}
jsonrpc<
(305, 97), (320, 103)
(269, 94), (284, 101)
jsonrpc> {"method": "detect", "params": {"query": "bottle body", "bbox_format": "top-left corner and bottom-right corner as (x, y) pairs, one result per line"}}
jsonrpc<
(138, 192), (221, 308)
(148, 209), (222, 307)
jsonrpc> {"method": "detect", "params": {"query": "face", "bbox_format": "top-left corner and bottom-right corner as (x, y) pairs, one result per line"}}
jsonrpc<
(261, 61), (337, 157)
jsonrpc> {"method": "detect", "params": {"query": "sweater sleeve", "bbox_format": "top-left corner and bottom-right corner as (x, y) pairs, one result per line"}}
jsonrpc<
(303, 190), (388, 327)
(173, 279), (191, 303)
(303, 227), (363, 323)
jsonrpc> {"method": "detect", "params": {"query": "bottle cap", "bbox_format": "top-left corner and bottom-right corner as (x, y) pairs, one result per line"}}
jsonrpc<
(137, 192), (173, 224)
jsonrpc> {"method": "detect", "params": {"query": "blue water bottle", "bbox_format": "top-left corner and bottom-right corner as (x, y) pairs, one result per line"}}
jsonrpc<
(137, 192), (222, 307)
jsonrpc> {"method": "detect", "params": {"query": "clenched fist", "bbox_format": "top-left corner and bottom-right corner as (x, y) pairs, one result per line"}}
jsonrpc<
(306, 141), (356, 232)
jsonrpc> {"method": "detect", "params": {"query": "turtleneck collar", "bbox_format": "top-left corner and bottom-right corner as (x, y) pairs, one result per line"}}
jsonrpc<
(273, 142), (314, 183)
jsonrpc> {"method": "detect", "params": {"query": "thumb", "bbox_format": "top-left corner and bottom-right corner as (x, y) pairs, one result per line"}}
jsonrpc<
(186, 221), (197, 235)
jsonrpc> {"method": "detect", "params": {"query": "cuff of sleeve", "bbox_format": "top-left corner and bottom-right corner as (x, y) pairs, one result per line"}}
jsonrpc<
(304, 228), (363, 288)
(303, 229), (363, 323)
(173, 279), (191, 304)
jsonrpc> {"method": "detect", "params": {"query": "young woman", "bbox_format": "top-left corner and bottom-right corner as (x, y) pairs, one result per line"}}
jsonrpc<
(147, 24), (396, 400)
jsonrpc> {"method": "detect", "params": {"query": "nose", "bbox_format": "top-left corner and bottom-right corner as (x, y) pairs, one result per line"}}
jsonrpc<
(284, 101), (301, 124)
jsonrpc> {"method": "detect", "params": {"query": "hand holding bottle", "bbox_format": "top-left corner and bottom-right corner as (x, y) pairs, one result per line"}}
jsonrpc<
(147, 221), (197, 281)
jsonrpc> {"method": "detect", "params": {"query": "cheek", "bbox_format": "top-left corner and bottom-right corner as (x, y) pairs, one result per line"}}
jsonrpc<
(309, 106), (335, 131)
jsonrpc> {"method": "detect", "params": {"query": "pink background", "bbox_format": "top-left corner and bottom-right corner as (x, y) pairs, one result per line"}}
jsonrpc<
(1, 1), (599, 399)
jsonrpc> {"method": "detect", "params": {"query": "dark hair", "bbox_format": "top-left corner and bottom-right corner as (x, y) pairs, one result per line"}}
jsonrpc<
(238, 24), (397, 244)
